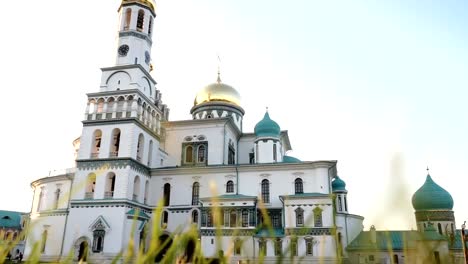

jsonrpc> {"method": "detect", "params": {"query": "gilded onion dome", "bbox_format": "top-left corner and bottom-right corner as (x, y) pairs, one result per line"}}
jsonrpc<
(121, 0), (155, 13)
(194, 74), (241, 107)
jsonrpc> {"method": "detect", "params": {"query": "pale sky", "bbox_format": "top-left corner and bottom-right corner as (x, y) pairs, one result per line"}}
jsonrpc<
(0, 0), (467, 230)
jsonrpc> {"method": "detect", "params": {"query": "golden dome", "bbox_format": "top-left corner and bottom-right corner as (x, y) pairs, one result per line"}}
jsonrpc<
(194, 82), (241, 107)
(121, 0), (155, 13)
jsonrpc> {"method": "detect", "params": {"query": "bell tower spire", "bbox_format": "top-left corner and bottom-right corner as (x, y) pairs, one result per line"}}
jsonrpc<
(116, 0), (156, 72)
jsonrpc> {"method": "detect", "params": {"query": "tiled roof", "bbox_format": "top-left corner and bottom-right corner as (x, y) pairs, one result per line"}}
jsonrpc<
(0, 210), (22, 229)
(347, 230), (420, 251)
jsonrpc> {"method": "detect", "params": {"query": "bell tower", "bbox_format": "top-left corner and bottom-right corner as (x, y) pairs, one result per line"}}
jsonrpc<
(63, 1), (167, 259)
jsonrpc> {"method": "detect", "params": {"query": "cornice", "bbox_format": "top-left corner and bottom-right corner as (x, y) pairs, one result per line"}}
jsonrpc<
(190, 101), (245, 115)
(31, 174), (74, 188)
(70, 198), (153, 213)
(150, 161), (337, 176)
(100, 64), (156, 85)
(119, 31), (152, 46)
(76, 158), (150, 176)
(87, 89), (161, 114)
(31, 209), (69, 217)
(164, 117), (241, 137)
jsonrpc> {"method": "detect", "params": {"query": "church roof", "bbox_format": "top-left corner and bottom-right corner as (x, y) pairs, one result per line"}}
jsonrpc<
(347, 228), (462, 252)
(282, 155), (301, 163)
(255, 228), (285, 238)
(126, 209), (150, 220)
(332, 176), (347, 192)
(254, 112), (280, 138)
(347, 230), (420, 251)
(412, 174), (453, 211)
(0, 210), (22, 229)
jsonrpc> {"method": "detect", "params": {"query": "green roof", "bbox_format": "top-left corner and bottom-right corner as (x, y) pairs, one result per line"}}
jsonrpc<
(347, 230), (419, 251)
(282, 155), (301, 163)
(255, 228), (284, 238)
(347, 227), (456, 252)
(254, 112), (280, 138)
(412, 174), (453, 211)
(0, 210), (22, 229)
(126, 209), (150, 219)
(332, 176), (347, 192)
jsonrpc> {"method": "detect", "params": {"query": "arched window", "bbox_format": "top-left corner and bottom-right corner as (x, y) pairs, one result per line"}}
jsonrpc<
(137, 10), (145, 31)
(96, 99), (104, 113)
(41, 229), (48, 253)
(54, 188), (61, 209)
(86, 173), (96, 199)
(92, 130), (102, 158)
(144, 180), (149, 204)
(110, 129), (121, 157)
(274, 239), (282, 256)
(37, 187), (45, 212)
(124, 8), (131, 30)
(136, 133), (144, 162)
(192, 210), (199, 224)
(313, 207), (323, 227)
(192, 182), (200, 206)
(337, 195), (343, 211)
(294, 178), (303, 194)
(133, 176), (140, 201)
(290, 238), (298, 256)
(438, 223), (442, 235)
(261, 179), (270, 203)
(92, 229), (105, 253)
(344, 196), (348, 211)
(226, 180), (234, 193)
(163, 183), (170, 206)
(162, 211), (168, 225)
(148, 16), (153, 35)
(242, 210), (248, 227)
(234, 239), (242, 255)
(230, 210), (237, 227)
(105, 173), (116, 198)
(305, 238), (313, 255)
(197, 145), (206, 163)
(185, 146), (193, 163)
(273, 143), (277, 162)
(295, 207), (304, 227)
(148, 140), (153, 166)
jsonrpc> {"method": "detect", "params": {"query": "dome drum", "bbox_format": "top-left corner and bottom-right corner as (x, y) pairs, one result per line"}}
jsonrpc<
(190, 101), (245, 118)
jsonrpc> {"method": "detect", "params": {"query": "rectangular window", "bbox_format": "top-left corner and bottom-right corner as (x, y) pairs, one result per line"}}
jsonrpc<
(274, 239), (282, 256)
(368, 255), (375, 261)
(434, 251), (440, 264)
(393, 254), (399, 264)
(290, 240), (298, 256)
(306, 241), (313, 255)
(242, 211), (249, 227)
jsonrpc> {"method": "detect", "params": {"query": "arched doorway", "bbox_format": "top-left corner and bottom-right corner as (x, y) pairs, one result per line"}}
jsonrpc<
(154, 234), (172, 263)
(78, 241), (88, 262)
(185, 238), (196, 262)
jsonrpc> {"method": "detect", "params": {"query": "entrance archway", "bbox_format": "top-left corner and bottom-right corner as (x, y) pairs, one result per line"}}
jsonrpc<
(154, 234), (172, 262)
(78, 241), (88, 262)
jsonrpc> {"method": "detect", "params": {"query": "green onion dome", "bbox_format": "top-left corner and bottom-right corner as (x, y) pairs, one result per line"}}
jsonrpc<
(332, 176), (347, 192)
(254, 112), (280, 138)
(412, 174), (453, 211)
(282, 155), (301, 163)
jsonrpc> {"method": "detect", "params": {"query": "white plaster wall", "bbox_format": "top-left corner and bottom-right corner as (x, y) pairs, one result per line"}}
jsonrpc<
(255, 139), (283, 164)
(63, 206), (127, 255)
(77, 123), (160, 165)
(100, 68), (155, 99)
(238, 135), (255, 164)
(31, 179), (72, 212)
(164, 123), (227, 166)
(25, 214), (67, 259)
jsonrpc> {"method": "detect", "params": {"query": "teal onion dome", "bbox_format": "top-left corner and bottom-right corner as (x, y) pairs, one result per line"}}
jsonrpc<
(282, 155), (301, 163)
(254, 112), (280, 138)
(412, 174), (453, 211)
(332, 176), (347, 192)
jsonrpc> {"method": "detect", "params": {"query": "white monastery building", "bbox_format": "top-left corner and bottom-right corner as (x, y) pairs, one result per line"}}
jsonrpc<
(24, 1), (466, 263)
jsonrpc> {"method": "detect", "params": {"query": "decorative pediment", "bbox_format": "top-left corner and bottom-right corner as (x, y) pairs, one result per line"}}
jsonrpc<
(89, 215), (110, 232)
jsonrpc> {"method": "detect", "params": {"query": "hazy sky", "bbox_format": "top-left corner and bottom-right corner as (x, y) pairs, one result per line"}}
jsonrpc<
(0, 0), (467, 230)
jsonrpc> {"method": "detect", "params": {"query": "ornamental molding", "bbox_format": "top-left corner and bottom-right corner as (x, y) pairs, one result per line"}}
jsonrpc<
(200, 228), (255, 236)
(119, 31), (153, 46)
(415, 210), (455, 222)
(192, 176), (201, 181)
(285, 228), (332, 236)
(292, 172), (304, 176)
(70, 199), (153, 213)
(76, 158), (149, 175)
(162, 177), (172, 182)
(224, 174), (236, 179)
(89, 215), (111, 232)
(259, 173), (271, 178)
(83, 117), (161, 141)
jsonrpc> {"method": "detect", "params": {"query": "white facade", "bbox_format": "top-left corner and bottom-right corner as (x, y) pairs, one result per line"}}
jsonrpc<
(24, 1), (364, 263)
